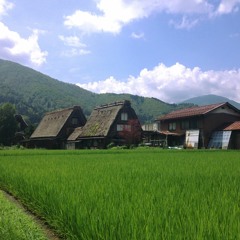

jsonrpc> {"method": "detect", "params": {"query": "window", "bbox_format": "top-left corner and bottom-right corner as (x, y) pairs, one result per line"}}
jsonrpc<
(168, 122), (176, 131)
(125, 125), (131, 131)
(181, 120), (198, 130)
(117, 124), (131, 131)
(121, 112), (128, 121)
(117, 124), (123, 131)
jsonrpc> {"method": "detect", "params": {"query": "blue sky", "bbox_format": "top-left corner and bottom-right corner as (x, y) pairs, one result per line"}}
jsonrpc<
(1, 0), (240, 103)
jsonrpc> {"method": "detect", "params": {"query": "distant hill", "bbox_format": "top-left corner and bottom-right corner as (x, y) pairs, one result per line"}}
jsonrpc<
(182, 94), (240, 109)
(0, 59), (191, 124)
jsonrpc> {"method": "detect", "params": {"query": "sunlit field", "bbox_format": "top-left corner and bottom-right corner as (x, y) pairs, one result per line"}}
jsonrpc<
(0, 190), (47, 240)
(0, 149), (240, 239)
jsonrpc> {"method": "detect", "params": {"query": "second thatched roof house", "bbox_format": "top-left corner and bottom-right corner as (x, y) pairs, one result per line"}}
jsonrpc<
(67, 100), (142, 149)
(29, 106), (86, 149)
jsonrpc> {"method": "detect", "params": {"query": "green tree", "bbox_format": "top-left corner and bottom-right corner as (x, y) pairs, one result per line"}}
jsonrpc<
(0, 103), (17, 146)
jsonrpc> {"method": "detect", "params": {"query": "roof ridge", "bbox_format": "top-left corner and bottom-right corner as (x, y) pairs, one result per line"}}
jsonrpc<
(94, 100), (130, 110)
(202, 102), (226, 114)
(45, 106), (82, 115)
(186, 102), (225, 109)
(170, 102), (226, 113)
(158, 102), (229, 120)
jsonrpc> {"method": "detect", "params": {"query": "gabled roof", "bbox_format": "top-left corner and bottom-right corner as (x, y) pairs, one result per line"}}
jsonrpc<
(68, 100), (131, 140)
(223, 121), (240, 131)
(158, 102), (238, 121)
(67, 127), (83, 141)
(31, 106), (85, 139)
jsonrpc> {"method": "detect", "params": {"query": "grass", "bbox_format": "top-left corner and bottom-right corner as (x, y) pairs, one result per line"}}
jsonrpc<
(0, 190), (48, 240)
(0, 148), (240, 239)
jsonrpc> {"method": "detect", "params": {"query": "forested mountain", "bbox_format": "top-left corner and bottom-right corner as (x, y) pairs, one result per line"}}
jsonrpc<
(0, 59), (191, 125)
(182, 94), (240, 109)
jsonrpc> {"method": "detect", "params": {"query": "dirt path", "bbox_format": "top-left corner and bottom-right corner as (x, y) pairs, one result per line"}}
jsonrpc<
(0, 189), (62, 240)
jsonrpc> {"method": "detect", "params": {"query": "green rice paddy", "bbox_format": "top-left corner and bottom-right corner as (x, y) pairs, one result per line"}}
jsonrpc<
(0, 190), (47, 240)
(0, 148), (240, 239)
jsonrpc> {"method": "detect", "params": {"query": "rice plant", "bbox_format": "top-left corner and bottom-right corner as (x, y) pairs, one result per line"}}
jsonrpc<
(0, 149), (240, 239)
(0, 190), (48, 240)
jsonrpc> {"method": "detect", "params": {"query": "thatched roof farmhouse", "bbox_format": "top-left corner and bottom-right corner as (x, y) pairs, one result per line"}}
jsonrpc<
(67, 100), (142, 149)
(29, 106), (86, 149)
(25, 100), (240, 150)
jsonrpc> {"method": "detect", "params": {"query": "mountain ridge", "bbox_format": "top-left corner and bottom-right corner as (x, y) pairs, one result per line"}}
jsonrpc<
(0, 59), (189, 124)
(1, 59), (239, 125)
(181, 94), (240, 109)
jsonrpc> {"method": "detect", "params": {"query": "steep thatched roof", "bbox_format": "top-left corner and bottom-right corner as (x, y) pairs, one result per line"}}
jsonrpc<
(67, 127), (83, 141)
(68, 101), (131, 140)
(31, 106), (85, 139)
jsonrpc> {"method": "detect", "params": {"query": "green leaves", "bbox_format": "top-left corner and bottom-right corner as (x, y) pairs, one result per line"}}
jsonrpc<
(0, 191), (48, 240)
(0, 149), (240, 239)
(0, 59), (190, 125)
(0, 103), (17, 146)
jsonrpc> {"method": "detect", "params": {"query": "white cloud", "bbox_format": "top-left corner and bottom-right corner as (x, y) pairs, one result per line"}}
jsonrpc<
(77, 62), (240, 103)
(169, 16), (199, 29)
(0, 22), (48, 66)
(131, 32), (145, 39)
(0, 0), (14, 17)
(64, 0), (240, 33)
(59, 35), (91, 57)
(59, 35), (87, 48)
(60, 48), (91, 57)
(216, 0), (240, 15)
(64, 0), (215, 34)
(152, 0), (213, 14)
(63, 8), (134, 34)
(63, 0), (152, 34)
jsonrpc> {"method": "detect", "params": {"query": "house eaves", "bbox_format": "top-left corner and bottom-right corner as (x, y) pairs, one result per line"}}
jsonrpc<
(223, 121), (240, 131)
(158, 102), (229, 121)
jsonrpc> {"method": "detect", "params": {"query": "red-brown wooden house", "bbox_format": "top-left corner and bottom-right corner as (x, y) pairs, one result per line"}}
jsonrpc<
(155, 102), (240, 149)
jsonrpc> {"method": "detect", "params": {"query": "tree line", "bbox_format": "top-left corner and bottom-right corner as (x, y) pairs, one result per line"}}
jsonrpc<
(0, 102), (35, 146)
